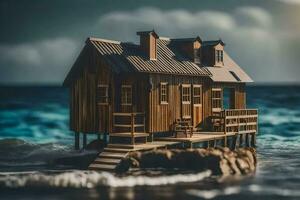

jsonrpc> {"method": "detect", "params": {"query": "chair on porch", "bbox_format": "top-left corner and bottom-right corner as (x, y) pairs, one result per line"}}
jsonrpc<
(172, 118), (194, 138)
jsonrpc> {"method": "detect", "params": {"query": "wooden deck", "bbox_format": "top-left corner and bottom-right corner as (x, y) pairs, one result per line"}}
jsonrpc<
(156, 131), (256, 148)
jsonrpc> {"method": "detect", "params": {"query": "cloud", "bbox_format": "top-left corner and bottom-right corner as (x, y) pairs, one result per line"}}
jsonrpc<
(1, 6), (298, 84)
(234, 7), (272, 28)
(0, 38), (80, 84)
(96, 7), (288, 82)
(277, 0), (300, 5)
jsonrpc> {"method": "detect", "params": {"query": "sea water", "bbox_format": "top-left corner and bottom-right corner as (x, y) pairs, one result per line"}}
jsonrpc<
(0, 85), (299, 200)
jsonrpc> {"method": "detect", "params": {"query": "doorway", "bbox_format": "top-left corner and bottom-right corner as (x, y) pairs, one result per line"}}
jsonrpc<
(192, 85), (203, 128)
(223, 87), (235, 109)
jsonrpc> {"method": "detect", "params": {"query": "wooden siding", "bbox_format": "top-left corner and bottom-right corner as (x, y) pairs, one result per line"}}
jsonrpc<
(148, 74), (212, 133)
(70, 44), (115, 133)
(70, 67), (97, 132)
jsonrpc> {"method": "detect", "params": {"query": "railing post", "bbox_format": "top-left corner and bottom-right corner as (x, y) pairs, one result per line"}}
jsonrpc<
(143, 112), (146, 133)
(223, 110), (226, 134)
(131, 113), (135, 145)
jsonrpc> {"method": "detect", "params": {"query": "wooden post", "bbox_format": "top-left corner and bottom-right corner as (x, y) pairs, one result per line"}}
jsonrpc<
(212, 139), (216, 148)
(245, 133), (250, 147)
(131, 113), (135, 145)
(143, 112), (146, 133)
(223, 136), (227, 147)
(251, 133), (256, 147)
(232, 134), (237, 150)
(75, 132), (80, 150)
(239, 134), (244, 147)
(83, 133), (87, 149)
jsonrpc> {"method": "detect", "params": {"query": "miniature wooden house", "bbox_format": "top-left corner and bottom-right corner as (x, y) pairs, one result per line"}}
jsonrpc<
(63, 30), (258, 149)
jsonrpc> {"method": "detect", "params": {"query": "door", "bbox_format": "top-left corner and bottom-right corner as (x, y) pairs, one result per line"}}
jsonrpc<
(97, 84), (110, 132)
(192, 85), (203, 128)
(181, 84), (191, 119)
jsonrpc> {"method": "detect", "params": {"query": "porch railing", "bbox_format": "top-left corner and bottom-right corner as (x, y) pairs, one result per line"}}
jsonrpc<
(213, 109), (258, 134)
(112, 112), (146, 137)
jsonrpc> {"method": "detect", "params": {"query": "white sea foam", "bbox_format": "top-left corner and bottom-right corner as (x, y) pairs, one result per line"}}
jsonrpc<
(186, 184), (300, 199)
(186, 186), (241, 199)
(0, 170), (212, 188)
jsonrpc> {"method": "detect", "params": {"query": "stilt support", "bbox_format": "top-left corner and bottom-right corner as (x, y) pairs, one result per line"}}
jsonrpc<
(239, 134), (244, 147)
(231, 134), (237, 150)
(83, 133), (87, 149)
(245, 133), (250, 147)
(223, 136), (227, 147)
(251, 133), (256, 147)
(75, 132), (80, 150)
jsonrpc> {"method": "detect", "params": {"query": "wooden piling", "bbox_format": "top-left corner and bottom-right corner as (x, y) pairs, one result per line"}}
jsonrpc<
(231, 135), (237, 150)
(245, 133), (250, 147)
(251, 133), (256, 147)
(239, 134), (244, 147)
(223, 136), (227, 147)
(83, 133), (87, 149)
(75, 132), (80, 150)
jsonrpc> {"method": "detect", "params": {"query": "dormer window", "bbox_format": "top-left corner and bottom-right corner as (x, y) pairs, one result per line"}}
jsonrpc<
(215, 50), (223, 63)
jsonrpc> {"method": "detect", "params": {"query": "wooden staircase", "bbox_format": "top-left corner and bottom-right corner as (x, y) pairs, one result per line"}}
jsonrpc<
(88, 144), (135, 171)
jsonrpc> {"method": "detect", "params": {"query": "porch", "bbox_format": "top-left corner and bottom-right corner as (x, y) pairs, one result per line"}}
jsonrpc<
(159, 108), (258, 148)
(110, 112), (149, 145)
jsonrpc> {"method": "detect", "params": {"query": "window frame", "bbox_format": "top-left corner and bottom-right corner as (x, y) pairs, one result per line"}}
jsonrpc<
(121, 85), (132, 106)
(160, 82), (168, 104)
(97, 84), (109, 105)
(193, 85), (202, 105)
(211, 88), (223, 112)
(181, 84), (191, 104)
(215, 50), (224, 63)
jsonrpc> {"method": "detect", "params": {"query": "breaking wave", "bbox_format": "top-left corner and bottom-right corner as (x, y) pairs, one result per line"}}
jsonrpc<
(0, 170), (212, 188)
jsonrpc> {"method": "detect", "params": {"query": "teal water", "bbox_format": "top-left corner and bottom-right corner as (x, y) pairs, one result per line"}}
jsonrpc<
(0, 86), (299, 199)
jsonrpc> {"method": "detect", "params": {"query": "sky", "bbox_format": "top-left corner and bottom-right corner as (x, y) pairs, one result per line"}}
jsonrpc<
(0, 0), (300, 84)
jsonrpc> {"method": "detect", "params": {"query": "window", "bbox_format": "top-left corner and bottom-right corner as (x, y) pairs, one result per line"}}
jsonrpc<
(160, 82), (168, 104)
(182, 85), (191, 104)
(212, 88), (222, 112)
(193, 85), (202, 105)
(97, 85), (109, 104)
(215, 50), (223, 63)
(121, 85), (132, 105)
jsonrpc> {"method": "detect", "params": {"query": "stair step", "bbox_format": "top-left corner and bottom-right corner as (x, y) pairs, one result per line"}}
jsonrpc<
(88, 163), (116, 170)
(110, 132), (149, 138)
(99, 152), (128, 158)
(94, 158), (121, 164)
(107, 144), (135, 149)
(104, 148), (132, 153)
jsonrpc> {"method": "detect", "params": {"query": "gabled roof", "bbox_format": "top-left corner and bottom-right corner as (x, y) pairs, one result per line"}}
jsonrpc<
(64, 34), (253, 86)
(171, 36), (202, 43)
(202, 39), (225, 47)
(203, 51), (253, 83)
(88, 37), (210, 76)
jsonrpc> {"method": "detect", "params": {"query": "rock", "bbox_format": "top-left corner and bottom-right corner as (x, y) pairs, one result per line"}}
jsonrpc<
(118, 147), (256, 176)
(86, 139), (106, 151)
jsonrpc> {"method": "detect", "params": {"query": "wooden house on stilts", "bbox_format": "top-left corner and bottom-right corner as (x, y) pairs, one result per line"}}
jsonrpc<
(63, 30), (258, 171)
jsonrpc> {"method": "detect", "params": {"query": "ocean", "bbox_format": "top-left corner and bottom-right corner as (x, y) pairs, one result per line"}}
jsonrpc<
(0, 85), (299, 200)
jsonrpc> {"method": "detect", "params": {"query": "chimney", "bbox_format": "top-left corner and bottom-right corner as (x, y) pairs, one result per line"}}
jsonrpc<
(137, 30), (159, 60)
(193, 37), (202, 64)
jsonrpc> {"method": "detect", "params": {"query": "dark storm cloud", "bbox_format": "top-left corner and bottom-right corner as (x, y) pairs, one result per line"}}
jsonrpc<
(0, 0), (299, 84)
